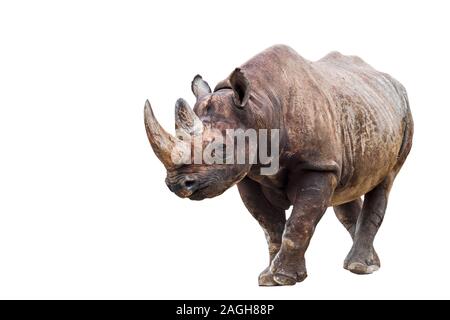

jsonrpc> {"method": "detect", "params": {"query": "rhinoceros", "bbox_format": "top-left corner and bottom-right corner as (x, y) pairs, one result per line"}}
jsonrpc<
(144, 45), (413, 286)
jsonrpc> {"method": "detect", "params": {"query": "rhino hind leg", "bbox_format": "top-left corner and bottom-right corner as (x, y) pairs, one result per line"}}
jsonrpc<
(343, 175), (396, 275)
(344, 108), (413, 275)
(333, 197), (363, 240)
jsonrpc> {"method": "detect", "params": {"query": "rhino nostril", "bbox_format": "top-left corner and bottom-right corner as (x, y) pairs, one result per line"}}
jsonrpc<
(184, 179), (197, 190)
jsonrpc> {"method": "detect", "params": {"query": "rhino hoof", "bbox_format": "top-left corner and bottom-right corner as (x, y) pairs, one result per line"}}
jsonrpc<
(258, 272), (279, 287)
(346, 262), (380, 275)
(258, 267), (279, 286)
(272, 272), (307, 286)
(273, 273), (297, 286)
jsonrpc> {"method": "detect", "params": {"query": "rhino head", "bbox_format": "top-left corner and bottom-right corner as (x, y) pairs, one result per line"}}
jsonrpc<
(144, 69), (261, 200)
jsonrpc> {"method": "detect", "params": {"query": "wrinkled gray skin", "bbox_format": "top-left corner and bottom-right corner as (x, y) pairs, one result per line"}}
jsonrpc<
(144, 45), (413, 286)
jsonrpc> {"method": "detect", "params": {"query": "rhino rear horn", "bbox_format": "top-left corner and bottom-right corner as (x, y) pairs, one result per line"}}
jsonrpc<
(175, 98), (204, 137)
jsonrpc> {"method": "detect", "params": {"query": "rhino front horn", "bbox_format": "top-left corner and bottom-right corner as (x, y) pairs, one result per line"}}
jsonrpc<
(144, 100), (189, 169)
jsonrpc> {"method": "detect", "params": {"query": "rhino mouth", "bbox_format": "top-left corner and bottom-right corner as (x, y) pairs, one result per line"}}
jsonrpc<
(188, 185), (209, 201)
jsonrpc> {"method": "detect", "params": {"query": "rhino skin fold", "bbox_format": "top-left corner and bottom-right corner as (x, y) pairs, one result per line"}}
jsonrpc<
(144, 45), (413, 286)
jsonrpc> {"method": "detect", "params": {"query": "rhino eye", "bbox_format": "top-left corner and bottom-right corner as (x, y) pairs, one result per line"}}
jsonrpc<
(205, 104), (213, 115)
(210, 143), (227, 161)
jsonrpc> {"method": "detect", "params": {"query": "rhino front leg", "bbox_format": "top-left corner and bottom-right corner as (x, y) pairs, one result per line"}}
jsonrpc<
(270, 172), (337, 285)
(237, 178), (286, 286)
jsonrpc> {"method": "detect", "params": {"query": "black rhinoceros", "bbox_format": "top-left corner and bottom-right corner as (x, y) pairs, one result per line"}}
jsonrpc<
(144, 45), (413, 286)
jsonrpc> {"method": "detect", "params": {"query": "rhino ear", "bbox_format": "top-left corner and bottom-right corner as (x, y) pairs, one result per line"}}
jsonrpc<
(191, 75), (211, 100)
(230, 68), (250, 108)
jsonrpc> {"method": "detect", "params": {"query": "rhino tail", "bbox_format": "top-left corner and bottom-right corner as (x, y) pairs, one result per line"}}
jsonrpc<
(394, 90), (414, 172)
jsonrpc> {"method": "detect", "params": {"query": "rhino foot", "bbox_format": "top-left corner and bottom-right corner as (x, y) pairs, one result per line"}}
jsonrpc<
(269, 255), (308, 286)
(344, 246), (380, 275)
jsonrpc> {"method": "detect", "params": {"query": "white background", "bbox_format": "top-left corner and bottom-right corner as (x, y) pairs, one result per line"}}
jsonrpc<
(0, 0), (448, 299)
